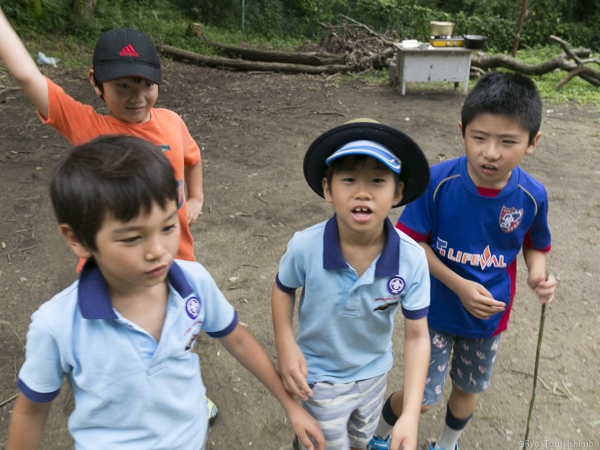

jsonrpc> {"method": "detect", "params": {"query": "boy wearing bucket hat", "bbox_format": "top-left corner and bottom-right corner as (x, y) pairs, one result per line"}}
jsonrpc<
(0, 9), (220, 423)
(272, 120), (432, 450)
(369, 72), (557, 450)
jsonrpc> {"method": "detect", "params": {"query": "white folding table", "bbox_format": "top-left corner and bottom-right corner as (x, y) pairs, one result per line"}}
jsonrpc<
(391, 44), (472, 95)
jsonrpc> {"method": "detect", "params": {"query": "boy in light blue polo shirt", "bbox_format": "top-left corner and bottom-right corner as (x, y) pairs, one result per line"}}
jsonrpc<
(7, 135), (324, 450)
(272, 120), (432, 450)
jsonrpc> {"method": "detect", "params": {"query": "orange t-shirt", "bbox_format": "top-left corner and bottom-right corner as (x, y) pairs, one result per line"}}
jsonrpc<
(40, 78), (199, 262)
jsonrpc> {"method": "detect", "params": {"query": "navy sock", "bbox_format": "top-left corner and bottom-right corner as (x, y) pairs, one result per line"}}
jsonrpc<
(445, 402), (472, 430)
(382, 394), (399, 426)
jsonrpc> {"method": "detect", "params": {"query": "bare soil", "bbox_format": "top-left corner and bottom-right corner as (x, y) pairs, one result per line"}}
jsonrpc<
(0, 61), (599, 449)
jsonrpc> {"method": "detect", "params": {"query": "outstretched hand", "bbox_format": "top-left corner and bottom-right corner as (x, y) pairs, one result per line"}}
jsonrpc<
(528, 272), (557, 304)
(277, 341), (313, 401)
(454, 278), (505, 319)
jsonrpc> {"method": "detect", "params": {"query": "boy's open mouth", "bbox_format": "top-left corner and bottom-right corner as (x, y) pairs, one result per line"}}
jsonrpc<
(481, 164), (498, 174)
(352, 206), (372, 221)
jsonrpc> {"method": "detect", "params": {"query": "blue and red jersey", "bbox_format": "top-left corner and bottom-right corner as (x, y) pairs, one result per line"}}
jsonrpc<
(398, 155), (551, 338)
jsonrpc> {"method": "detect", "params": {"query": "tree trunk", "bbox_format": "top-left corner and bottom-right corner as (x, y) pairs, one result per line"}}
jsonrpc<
(159, 45), (354, 74)
(72, 0), (96, 20)
(189, 24), (347, 66)
(22, 0), (43, 18)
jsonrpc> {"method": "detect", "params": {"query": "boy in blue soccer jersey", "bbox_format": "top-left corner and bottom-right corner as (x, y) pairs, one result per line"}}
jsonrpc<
(367, 72), (558, 450)
(7, 135), (324, 450)
(272, 120), (432, 450)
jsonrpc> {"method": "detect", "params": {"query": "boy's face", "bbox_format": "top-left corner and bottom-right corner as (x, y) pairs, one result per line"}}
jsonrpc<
(69, 201), (180, 294)
(323, 157), (403, 237)
(88, 72), (158, 123)
(461, 113), (542, 189)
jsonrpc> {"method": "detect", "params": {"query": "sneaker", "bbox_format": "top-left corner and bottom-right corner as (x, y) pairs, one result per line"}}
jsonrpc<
(205, 396), (219, 425)
(367, 435), (390, 450)
(428, 442), (459, 450)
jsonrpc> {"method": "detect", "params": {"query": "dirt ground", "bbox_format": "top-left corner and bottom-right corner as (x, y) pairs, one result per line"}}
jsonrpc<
(0, 60), (599, 450)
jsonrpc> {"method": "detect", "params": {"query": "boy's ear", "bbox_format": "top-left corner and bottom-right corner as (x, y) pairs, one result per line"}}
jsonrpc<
(526, 131), (543, 155)
(322, 177), (333, 204)
(393, 180), (405, 206)
(458, 121), (466, 144)
(58, 224), (93, 259)
(87, 69), (102, 97)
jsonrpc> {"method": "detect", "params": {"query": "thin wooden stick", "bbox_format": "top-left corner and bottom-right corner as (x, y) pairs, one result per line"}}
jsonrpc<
(524, 303), (547, 443)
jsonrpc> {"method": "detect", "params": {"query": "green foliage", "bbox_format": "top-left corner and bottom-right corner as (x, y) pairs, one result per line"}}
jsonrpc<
(2, 0), (599, 53)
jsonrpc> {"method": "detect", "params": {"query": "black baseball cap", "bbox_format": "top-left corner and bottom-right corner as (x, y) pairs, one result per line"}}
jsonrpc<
(92, 28), (161, 85)
(304, 119), (430, 207)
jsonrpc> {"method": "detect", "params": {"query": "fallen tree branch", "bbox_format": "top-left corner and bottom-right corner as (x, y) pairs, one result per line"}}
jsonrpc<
(189, 23), (347, 66)
(159, 44), (353, 74)
(471, 46), (600, 88)
(471, 49), (591, 75)
(339, 14), (394, 46)
(549, 35), (600, 88)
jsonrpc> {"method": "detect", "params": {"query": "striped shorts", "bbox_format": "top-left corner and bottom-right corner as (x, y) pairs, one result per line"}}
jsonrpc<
(299, 373), (387, 450)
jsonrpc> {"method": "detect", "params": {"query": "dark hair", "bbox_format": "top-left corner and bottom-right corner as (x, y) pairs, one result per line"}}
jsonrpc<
(324, 155), (402, 192)
(461, 71), (542, 144)
(50, 135), (178, 251)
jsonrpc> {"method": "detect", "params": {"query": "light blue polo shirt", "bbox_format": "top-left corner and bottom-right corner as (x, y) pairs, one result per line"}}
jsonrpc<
(17, 259), (237, 450)
(276, 216), (430, 384)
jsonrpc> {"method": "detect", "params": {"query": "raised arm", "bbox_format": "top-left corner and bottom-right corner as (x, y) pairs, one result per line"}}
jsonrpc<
(418, 241), (505, 319)
(7, 393), (52, 450)
(218, 323), (325, 450)
(0, 8), (49, 118)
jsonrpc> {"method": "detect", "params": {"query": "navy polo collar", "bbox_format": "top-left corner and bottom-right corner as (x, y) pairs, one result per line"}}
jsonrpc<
(323, 215), (400, 277)
(77, 260), (194, 319)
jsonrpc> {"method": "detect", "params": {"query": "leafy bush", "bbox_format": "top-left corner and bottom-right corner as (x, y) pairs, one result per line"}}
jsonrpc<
(2, 0), (599, 52)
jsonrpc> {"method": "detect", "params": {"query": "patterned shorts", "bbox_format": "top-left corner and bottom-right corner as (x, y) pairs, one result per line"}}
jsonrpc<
(423, 328), (501, 405)
(299, 373), (387, 450)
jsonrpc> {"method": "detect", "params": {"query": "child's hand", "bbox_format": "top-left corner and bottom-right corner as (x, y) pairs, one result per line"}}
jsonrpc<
(186, 197), (203, 225)
(278, 341), (312, 401)
(454, 278), (505, 319)
(528, 272), (556, 304)
(389, 413), (418, 450)
(286, 402), (325, 450)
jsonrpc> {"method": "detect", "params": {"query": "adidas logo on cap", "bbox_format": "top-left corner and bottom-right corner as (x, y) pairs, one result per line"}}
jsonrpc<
(119, 44), (139, 57)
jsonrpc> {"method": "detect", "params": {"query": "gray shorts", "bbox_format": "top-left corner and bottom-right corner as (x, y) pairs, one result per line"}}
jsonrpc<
(424, 328), (501, 405)
(299, 373), (387, 449)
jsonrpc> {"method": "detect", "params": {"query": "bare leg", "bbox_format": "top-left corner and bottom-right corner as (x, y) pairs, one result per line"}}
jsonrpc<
(389, 389), (431, 417)
(447, 384), (476, 419)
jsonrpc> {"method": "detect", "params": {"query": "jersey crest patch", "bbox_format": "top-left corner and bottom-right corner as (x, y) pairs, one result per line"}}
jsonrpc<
(499, 206), (523, 233)
(185, 297), (201, 319)
(387, 277), (405, 295)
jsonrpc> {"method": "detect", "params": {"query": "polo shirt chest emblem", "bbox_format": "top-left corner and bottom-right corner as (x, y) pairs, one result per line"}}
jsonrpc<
(185, 297), (201, 319)
(387, 276), (405, 295)
(499, 206), (523, 233)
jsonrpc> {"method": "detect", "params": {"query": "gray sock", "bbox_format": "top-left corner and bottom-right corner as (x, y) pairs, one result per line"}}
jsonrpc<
(373, 394), (397, 439)
(434, 423), (463, 449)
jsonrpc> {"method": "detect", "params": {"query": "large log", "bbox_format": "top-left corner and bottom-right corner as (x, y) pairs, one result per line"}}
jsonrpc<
(159, 45), (353, 74)
(189, 23), (347, 66)
(471, 49), (591, 75)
